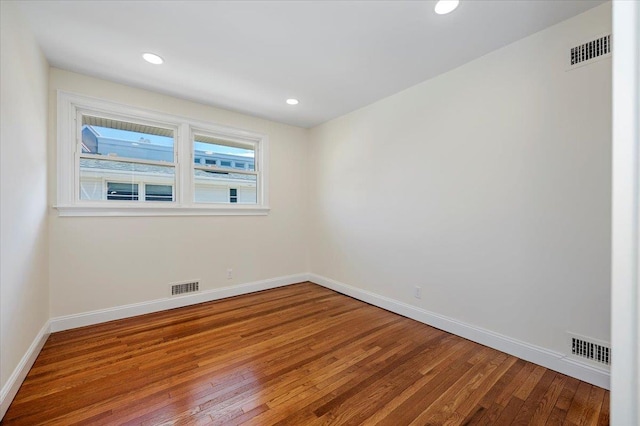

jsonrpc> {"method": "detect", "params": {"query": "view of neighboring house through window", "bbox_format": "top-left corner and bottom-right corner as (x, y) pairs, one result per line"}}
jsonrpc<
(145, 184), (173, 201)
(79, 118), (257, 205)
(79, 115), (176, 202)
(107, 182), (139, 200)
(193, 134), (258, 204)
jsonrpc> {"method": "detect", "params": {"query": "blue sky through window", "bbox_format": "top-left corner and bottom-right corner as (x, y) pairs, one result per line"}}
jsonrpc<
(93, 126), (253, 157)
(94, 126), (174, 147)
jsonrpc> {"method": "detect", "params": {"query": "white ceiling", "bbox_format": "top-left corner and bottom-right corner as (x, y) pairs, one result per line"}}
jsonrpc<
(17, 0), (605, 128)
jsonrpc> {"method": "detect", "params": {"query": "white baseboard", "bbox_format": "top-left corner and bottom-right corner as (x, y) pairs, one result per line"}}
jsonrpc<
(308, 273), (610, 390)
(1, 320), (51, 420)
(50, 273), (310, 333)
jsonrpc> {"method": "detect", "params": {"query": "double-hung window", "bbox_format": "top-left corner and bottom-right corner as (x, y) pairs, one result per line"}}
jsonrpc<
(57, 92), (269, 216)
(78, 114), (177, 203)
(192, 132), (258, 205)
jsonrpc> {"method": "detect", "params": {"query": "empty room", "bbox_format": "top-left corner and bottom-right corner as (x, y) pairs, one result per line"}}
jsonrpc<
(1, 0), (638, 425)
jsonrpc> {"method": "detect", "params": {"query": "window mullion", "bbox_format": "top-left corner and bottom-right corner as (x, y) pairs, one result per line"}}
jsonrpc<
(178, 123), (193, 205)
(140, 180), (145, 202)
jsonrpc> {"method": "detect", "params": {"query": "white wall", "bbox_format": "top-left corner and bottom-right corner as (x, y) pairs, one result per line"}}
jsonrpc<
(0, 0), (50, 406)
(309, 3), (612, 359)
(611, 0), (640, 423)
(48, 69), (309, 317)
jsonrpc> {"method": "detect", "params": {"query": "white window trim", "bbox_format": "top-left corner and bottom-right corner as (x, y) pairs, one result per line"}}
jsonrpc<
(56, 91), (270, 217)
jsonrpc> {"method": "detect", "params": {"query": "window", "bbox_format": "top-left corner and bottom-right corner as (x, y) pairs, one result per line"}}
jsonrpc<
(145, 184), (173, 202)
(79, 115), (176, 203)
(192, 133), (257, 205)
(107, 182), (138, 201)
(57, 92), (269, 216)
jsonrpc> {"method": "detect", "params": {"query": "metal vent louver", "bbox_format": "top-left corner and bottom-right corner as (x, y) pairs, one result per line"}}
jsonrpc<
(570, 34), (611, 68)
(571, 336), (610, 366)
(171, 281), (200, 296)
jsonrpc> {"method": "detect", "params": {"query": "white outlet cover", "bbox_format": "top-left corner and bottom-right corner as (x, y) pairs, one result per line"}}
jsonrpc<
(414, 286), (422, 299)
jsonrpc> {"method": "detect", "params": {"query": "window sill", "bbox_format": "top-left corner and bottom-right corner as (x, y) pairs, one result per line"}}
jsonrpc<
(54, 204), (271, 217)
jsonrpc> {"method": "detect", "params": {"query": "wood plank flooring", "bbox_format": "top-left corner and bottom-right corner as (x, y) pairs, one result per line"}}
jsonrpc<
(2, 282), (609, 425)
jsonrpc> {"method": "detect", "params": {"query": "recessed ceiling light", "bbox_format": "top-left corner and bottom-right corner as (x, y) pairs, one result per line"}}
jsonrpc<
(286, 98), (299, 105)
(434, 0), (459, 15)
(142, 53), (164, 65)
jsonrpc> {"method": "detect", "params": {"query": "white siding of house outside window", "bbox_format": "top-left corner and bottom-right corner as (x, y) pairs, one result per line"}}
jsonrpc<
(238, 187), (257, 204)
(194, 185), (228, 203)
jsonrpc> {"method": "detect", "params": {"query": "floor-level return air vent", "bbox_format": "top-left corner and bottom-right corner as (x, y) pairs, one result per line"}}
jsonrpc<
(171, 280), (200, 296)
(569, 34), (611, 69)
(569, 333), (610, 366)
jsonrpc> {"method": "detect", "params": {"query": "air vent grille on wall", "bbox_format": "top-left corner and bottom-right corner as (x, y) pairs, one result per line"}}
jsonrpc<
(171, 281), (200, 296)
(570, 335), (611, 366)
(570, 34), (611, 68)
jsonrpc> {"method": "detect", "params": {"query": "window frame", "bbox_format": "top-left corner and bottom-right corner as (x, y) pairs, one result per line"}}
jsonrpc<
(77, 109), (179, 206)
(56, 91), (270, 216)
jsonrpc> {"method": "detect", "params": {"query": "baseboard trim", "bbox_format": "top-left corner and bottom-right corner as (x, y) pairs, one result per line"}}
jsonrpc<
(50, 273), (310, 333)
(308, 273), (610, 390)
(1, 320), (51, 420)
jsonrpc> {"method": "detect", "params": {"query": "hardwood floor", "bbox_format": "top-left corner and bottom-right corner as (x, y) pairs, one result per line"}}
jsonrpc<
(2, 282), (609, 425)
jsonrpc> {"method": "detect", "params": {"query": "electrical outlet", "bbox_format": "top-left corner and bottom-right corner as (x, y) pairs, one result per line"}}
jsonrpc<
(414, 286), (422, 299)
(226, 268), (233, 280)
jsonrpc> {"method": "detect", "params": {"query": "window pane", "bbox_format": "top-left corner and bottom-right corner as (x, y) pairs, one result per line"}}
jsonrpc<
(107, 182), (138, 200)
(194, 170), (257, 204)
(81, 115), (174, 163)
(194, 185), (227, 203)
(193, 139), (255, 171)
(146, 184), (173, 202)
(80, 158), (175, 201)
(238, 187), (257, 204)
